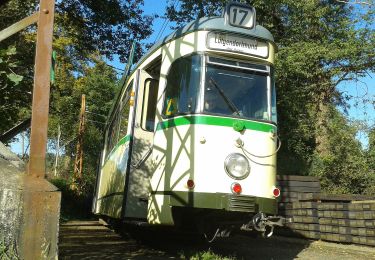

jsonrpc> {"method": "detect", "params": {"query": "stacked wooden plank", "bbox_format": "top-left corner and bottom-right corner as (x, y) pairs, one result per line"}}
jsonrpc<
(276, 175), (321, 239)
(319, 201), (375, 246)
(275, 175), (375, 246)
(277, 175), (321, 204)
(282, 201), (320, 239)
(291, 193), (375, 246)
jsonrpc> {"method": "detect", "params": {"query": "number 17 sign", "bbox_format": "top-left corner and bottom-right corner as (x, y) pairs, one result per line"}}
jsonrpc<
(225, 2), (256, 30)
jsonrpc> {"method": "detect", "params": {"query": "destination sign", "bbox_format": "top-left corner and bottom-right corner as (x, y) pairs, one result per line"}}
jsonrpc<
(206, 32), (269, 58)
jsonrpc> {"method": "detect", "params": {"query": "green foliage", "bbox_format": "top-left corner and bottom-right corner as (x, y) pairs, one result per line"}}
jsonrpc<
(364, 127), (375, 195)
(48, 58), (117, 201)
(0, 0), (39, 133)
(0, 0), (154, 136)
(180, 249), (236, 260)
(56, 0), (154, 62)
(50, 178), (94, 221)
(0, 237), (19, 260)
(309, 107), (373, 194)
(166, 0), (226, 29)
(0, 45), (29, 134)
(367, 127), (375, 171)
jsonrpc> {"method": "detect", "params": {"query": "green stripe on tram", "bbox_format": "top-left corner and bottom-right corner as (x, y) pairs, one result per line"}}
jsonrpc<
(156, 115), (275, 133)
(117, 134), (132, 146)
(105, 134), (132, 161)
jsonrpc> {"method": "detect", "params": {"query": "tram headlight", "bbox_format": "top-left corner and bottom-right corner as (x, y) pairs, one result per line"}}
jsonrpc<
(224, 153), (250, 180)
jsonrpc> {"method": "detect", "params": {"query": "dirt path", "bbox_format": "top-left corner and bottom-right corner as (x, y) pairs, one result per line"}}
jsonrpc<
(59, 220), (375, 259)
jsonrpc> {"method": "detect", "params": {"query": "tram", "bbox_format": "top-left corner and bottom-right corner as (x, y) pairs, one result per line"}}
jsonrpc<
(93, 2), (286, 238)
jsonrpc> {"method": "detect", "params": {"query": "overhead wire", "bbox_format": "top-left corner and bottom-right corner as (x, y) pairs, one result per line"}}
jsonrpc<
(153, 0), (180, 43)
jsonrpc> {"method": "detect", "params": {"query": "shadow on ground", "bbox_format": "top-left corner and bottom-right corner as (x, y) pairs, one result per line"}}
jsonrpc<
(59, 220), (312, 260)
(59, 221), (177, 259)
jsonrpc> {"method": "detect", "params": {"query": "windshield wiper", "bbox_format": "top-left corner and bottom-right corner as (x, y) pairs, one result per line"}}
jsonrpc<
(208, 77), (241, 116)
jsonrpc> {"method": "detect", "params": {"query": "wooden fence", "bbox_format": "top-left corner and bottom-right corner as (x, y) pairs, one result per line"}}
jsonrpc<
(277, 175), (375, 247)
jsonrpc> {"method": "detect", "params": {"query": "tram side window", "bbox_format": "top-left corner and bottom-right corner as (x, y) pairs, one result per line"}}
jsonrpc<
(142, 79), (159, 131)
(163, 55), (201, 117)
(271, 68), (277, 123)
(105, 81), (132, 158)
(106, 110), (120, 155)
(118, 85), (132, 139)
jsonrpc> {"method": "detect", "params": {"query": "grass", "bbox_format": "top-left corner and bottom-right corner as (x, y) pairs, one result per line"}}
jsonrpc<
(0, 239), (19, 260)
(180, 249), (237, 260)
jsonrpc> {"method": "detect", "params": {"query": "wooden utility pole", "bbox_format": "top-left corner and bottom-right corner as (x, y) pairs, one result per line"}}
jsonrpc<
(72, 94), (86, 188)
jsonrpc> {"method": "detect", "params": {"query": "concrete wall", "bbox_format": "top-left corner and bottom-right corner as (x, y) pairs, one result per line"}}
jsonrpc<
(0, 143), (61, 259)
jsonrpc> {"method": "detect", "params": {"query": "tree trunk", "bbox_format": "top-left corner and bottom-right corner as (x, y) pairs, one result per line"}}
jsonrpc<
(315, 90), (331, 156)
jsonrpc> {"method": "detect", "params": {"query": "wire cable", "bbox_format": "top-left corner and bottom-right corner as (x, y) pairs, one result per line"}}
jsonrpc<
(154, 0), (180, 43)
(240, 135), (282, 159)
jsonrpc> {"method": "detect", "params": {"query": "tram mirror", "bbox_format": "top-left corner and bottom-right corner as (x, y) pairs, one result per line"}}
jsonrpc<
(224, 2), (256, 29)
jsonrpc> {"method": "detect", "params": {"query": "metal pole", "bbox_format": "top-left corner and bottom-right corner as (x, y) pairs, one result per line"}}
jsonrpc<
(54, 124), (60, 177)
(21, 132), (24, 158)
(27, 0), (55, 178)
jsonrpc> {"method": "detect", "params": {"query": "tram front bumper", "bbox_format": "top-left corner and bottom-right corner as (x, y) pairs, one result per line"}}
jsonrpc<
(167, 191), (277, 215)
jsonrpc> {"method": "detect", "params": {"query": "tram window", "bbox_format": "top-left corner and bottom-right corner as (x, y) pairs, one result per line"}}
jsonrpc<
(106, 110), (120, 155)
(271, 68), (277, 123)
(163, 55), (202, 117)
(118, 85), (132, 139)
(204, 62), (269, 121)
(105, 81), (132, 157)
(208, 56), (268, 72)
(141, 79), (159, 131)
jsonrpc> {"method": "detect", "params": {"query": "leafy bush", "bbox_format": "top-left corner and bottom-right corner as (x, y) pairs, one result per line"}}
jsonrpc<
(50, 177), (94, 221)
(309, 109), (374, 194)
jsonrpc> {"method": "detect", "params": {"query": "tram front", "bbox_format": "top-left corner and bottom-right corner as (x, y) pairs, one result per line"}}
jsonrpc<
(149, 2), (286, 238)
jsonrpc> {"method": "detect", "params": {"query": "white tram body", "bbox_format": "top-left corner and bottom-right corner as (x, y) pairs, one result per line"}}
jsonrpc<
(93, 3), (284, 236)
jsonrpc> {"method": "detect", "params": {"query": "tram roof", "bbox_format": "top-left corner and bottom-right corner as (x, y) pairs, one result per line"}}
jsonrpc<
(133, 16), (275, 73)
(158, 16), (274, 47)
(112, 17), (275, 123)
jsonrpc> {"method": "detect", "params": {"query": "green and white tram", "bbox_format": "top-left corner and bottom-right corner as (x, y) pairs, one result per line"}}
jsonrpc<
(93, 2), (286, 238)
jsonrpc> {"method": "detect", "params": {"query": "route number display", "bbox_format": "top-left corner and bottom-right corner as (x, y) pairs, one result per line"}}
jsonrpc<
(225, 3), (256, 29)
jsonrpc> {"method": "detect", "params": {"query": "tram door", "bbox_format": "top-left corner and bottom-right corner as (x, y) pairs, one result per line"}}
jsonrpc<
(123, 69), (159, 219)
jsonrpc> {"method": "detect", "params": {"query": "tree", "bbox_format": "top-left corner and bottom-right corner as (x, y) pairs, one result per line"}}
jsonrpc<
(367, 126), (375, 172)
(0, 46), (26, 133)
(0, 0), (154, 135)
(48, 56), (117, 193)
(0, 0), (38, 134)
(309, 107), (371, 194)
(55, 0), (154, 62)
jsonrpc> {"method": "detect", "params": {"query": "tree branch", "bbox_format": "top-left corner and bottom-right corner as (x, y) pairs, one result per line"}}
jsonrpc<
(335, 0), (373, 6)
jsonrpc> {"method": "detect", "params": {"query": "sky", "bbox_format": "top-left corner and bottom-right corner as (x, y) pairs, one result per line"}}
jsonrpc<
(8, 0), (375, 155)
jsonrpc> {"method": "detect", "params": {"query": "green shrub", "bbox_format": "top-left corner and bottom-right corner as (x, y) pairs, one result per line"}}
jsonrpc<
(49, 177), (94, 221)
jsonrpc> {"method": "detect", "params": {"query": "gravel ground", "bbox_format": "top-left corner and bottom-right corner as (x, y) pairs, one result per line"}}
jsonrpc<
(210, 234), (375, 260)
(59, 220), (375, 260)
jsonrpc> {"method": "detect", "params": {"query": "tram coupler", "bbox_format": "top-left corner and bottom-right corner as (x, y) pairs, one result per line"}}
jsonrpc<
(240, 212), (292, 238)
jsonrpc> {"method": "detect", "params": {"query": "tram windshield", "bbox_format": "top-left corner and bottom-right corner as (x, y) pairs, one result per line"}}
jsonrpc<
(204, 56), (271, 122)
(163, 55), (276, 123)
